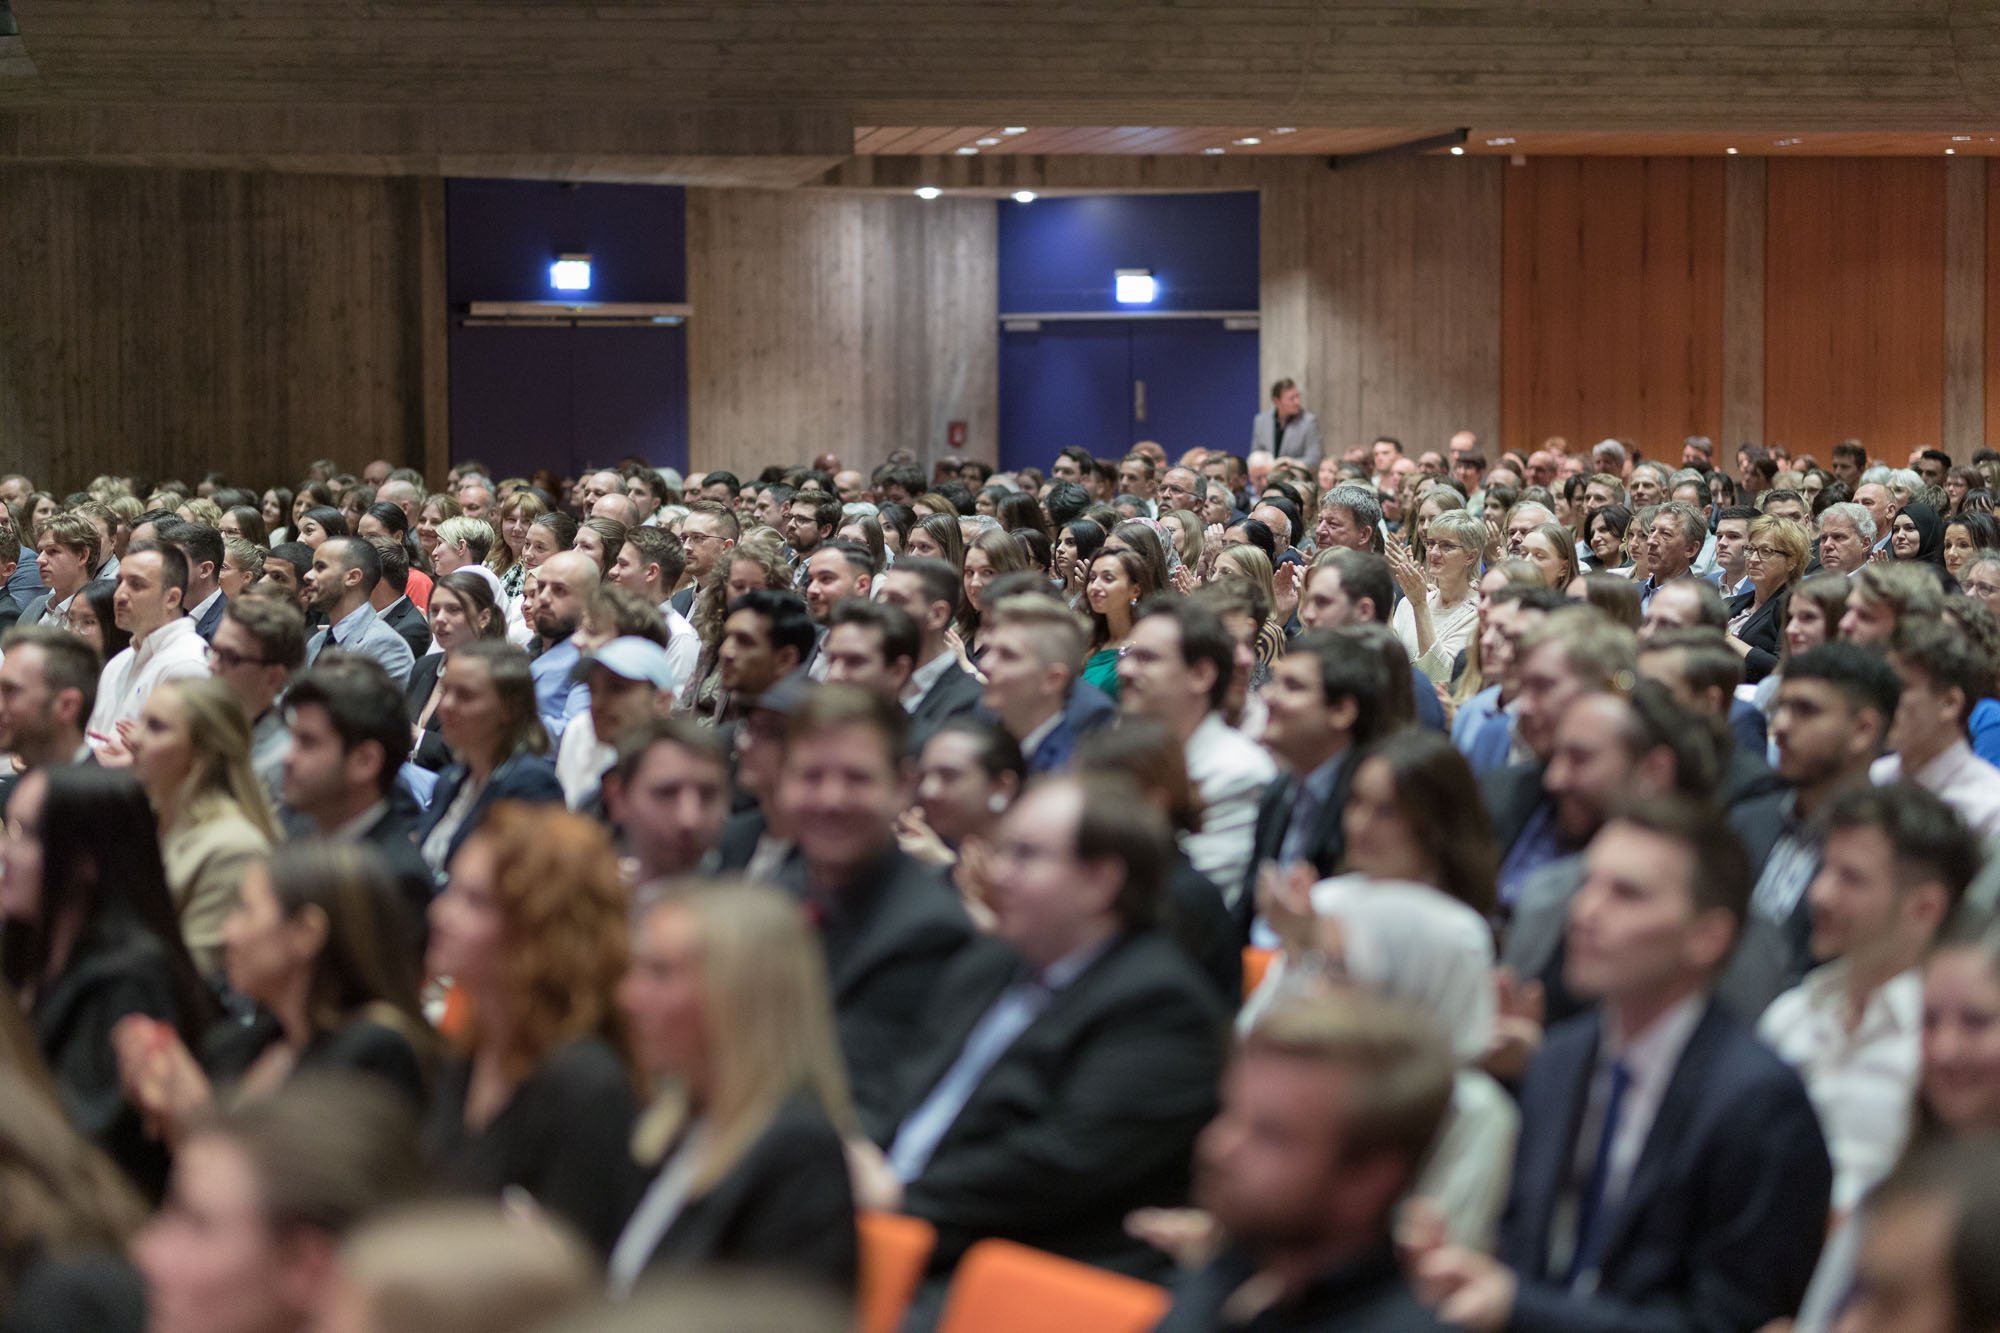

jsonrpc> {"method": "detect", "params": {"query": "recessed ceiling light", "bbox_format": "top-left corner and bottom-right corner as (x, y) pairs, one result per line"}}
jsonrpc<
(1953, 135), (1973, 142)
(955, 146), (979, 156)
(1233, 136), (1261, 146)
(1947, 148), (1957, 155)
(1203, 147), (1226, 155)
(1271, 127), (1296, 135)
(914, 186), (941, 200)
(1448, 145), (1466, 156)
(1485, 137), (1516, 146)
(1726, 146), (1739, 155)
(1002, 126), (1028, 135)
(1773, 137), (1802, 147)
(976, 137), (1001, 146)
(1012, 190), (1037, 203)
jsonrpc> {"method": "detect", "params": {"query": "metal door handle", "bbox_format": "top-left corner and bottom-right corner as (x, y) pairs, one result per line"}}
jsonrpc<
(1134, 379), (1147, 423)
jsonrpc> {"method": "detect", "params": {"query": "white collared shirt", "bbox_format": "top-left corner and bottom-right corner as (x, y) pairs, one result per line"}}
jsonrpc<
(902, 648), (957, 711)
(87, 616), (209, 754)
(1018, 708), (1063, 763)
(1760, 964), (1921, 1212)
(1872, 741), (2000, 842)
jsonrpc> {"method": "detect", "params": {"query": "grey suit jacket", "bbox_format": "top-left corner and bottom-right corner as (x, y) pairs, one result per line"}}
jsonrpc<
(1250, 408), (1321, 465)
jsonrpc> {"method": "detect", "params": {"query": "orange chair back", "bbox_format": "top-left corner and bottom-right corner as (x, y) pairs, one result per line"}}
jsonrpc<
(857, 1211), (937, 1333)
(1241, 946), (1275, 998)
(936, 1239), (1170, 1333)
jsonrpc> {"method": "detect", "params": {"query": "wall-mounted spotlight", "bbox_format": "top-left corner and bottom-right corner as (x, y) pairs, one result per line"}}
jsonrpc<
(549, 253), (593, 292)
(1115, 269), (1158, 305)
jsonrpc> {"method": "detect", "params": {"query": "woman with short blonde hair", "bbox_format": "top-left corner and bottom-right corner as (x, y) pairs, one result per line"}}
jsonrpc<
(608, 880), (859, 1294)
(1389, 509), (1486, 684)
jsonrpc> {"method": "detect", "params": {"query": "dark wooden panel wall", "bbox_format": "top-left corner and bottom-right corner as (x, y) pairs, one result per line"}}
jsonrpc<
(1501, 157), (1726, 453)
(0, 165), (447, 495)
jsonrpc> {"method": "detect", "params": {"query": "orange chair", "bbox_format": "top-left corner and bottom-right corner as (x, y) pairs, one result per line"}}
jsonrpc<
(1241, 946), (1275, 998)
(935, 1239), (1171, 1333)
(857, 1211), (937, 1333)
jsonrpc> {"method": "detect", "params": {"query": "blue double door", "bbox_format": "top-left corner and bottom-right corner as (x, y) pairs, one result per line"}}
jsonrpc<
(998, 318), (1260, 473)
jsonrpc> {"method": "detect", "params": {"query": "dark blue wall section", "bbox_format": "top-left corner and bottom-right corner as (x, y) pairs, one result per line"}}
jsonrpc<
(446, 179), (686, 303)
(997, 192), (1258, 314)
(446, 179), (689, 476)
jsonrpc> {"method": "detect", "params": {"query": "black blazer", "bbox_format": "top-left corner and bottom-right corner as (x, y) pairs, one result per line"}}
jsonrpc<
(382, 597), (434, 659)
(403, 653), (452, 772)
(625, 1090), (857, 1290)
(416, 753), (564, 872)
(1481, 760), (1551, 864)
(885, 931), (1227, 1280)
(784, 846), (974, 1135)
(350, 802), (441, 944)
(1727, 587), (1788, 683)
(1499, 1000), (1831, 1331)
(1164, 850), (1244, 1000)
(1238, 757), (1356, 921)
(33, 916), (201, 1197)
(204, 1011), (430, 1111)
(715, 806), (773, 873)
(427, 1036), (639, 1255)
(905, 661), (985, 757)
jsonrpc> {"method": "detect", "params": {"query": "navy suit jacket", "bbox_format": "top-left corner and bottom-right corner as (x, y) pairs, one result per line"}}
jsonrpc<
(193, 593), (228, 644)
(415, 753), (564, 871)
(1019, 679), (1117, 775)
(1498, 999), (1832, 1333)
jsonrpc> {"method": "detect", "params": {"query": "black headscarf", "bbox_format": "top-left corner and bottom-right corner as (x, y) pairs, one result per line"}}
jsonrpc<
(1896, 502), (1949, 568)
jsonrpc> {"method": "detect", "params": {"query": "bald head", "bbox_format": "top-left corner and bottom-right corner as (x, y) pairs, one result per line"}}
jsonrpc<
(533, 550), (601, 643)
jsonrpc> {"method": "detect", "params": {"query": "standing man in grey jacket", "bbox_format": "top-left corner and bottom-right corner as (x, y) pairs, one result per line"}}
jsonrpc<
(1250, 377), (1321, 466)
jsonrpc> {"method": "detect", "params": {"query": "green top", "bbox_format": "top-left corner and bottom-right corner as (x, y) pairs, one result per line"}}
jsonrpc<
(1082, 645), (1122, 700)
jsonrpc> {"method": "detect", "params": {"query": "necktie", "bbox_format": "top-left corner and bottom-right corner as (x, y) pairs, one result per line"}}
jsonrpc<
(1567, 1059), (1632, 1285)
(1279, 778), (1324, 867)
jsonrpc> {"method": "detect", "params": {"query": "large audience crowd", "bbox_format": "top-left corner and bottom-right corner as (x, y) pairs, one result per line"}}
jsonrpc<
(3, 394), (2000, 1332)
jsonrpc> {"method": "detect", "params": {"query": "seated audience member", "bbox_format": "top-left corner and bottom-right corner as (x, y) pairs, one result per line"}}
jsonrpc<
(1834, 1141), (2000, 1333)
(607, 524), (698, 684)
(1080, 548), (1156, 700)
(321, 1202), (596, 1333)
(713, 677), (799, 876)
(1120, 596), (1277, 895)
(210, 595), (307, 803)
(1388, 509), (1485, 683)
(20, 509), (100, 631)
(1840, 560), (1945, 646)
(1727, 514), (1811, 682)
(127, 677), (279, 975)
(1297, 548), (1446, 728)
(0, 624), (99, 809)
(87, 540), (210, 760)
(774, 685), (973, 1131)
(0, 1069), (149, 1331)
(878, 555), (985, 754)
(1244, 627), (1394, 913)
(406, 570), (506, 772)
(425, 804), (639, 1254)
(1, 766), (215, 1194)
(608, 881), (858, 1294)
(302, 537), (416, 688)
(364, 534), (432, 659)
(1873, 619), (2000, 841)
(712, 587), (814, 724)
(524, 550), (600, 743)
(1741, 643), (1903, 1005)
(853, 773), (1226, 1290)
(604, 718), (731, 888)
(114, 842), (434, 1143)
(558, 634), (678, 813)
(800, 541), (875, 643)
(905, 716), (1025, 860)
(135, 1074), (426, 1333)
(1153, 993), (1454, 1331)
(1815, 502), (1877, 578)
(154, 519), (230, 644)
(1072, 722), (1244, 1002)
(821, 596), (918, 704)
(1762, 784), (1974, 1217)
(1486, 606), (1638, 906)
(416, 641), (563, 877)
(1412, 799), (1833, 1332)
(978, 593), (1115, 773)
(280, 662), (435, 923)
(670, 500), (738, 617)
(1245, 876), (1516, 1251)
(1452, 584), (1567, 778)
(1635, 627), (1782, 805)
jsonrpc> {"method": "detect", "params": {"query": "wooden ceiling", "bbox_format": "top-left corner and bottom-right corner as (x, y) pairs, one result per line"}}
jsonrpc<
(856, 128), (2000, 158)
(3, 2), (1998, 182)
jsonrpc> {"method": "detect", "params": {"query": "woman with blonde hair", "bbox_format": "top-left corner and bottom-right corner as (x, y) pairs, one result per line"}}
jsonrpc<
(416, 642), (563, 877)
(126, 677), (278, 975)
(1387, 509), (1485, 684)
(491, 489), (549, 601)
(607, 880), (858, 1294)
(1727, 513), (1811, 683)
(426, 804), (638, 1254)
(324, 1202), (596, 1333)
(1209, 544), (1287, 667)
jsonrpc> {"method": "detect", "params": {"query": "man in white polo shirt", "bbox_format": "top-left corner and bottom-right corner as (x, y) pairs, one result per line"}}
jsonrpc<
(87, 541), (209, 760)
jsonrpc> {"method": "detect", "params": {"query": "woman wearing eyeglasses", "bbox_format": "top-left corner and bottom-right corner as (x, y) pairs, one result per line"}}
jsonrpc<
(1726, 515), (1811, 684)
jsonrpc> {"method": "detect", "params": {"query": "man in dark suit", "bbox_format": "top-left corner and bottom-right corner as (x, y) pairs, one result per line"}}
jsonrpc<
(877, 556), (984, 756)
(1487, 606), (1638, 909)
(852, 772), (1226, 1288)
(363, 536), (432, 659)
(977, 594), (1113, 775)
(1413, 798), (1832, 1331)
(775, 684), (974, 1132)
(279, 661), (439, 937)
(1241, 628), (1395, 930)
(156, 519), (229, 644)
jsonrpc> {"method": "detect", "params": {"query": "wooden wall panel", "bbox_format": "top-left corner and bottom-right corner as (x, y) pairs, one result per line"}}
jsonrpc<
(685, 189), (998, 480)
(1987, 160), (2000, 451)
(1260, 157), (1503, 460)
(0, 164), (444, 494)
(1944, 159), (1986, 459)
(1765, 158), (1946, 456)
(1501, 157), (1726, 457)
(1720, 158), (1767, 451)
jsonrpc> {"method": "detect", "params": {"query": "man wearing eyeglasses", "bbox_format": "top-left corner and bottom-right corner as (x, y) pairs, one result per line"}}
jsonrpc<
(670, 501), (738, 617)
(209, 595), (306, 803)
